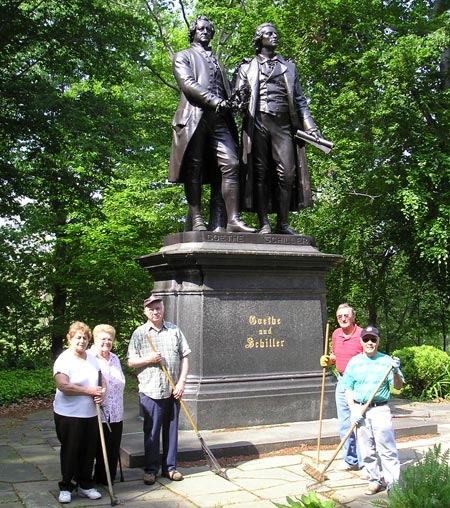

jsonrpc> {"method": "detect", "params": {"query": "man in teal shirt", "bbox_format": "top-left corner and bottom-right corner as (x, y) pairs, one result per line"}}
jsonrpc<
(343, 326), (404, 496)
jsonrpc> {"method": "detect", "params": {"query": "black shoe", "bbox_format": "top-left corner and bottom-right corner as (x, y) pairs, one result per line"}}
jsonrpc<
(144, 472), (156, 485)
(275, 223), (300, 235)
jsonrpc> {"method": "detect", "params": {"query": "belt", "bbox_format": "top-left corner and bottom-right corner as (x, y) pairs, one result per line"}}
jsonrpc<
(354, 400), (388, 408)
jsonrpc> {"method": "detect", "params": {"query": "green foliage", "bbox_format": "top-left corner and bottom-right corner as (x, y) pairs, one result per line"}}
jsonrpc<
(0, 368), (137, 407)
(0, 0), (449, 366)
(273, 492), (335, 508)
(0, 369), (55, 406)
(372, 444), (450, 508)
(392, 345), (450, 399)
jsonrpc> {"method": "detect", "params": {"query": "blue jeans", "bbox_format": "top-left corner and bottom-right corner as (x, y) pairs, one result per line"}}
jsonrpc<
(336, 377), (359, 467)
(139, 393), (180, 474)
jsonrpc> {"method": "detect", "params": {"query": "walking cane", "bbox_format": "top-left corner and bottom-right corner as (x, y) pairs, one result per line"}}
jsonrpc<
(99, 405), (124, 482)
(96, 371), (121, 506)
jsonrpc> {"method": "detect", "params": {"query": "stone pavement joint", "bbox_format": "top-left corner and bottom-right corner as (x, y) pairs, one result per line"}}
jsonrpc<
(0, 395), (449, 508)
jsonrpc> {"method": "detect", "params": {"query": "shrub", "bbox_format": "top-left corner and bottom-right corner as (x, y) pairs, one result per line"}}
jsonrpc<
(273, 492), (336, 508)
(392, 345), (450, 399)
(0, 368), (55, 406)
(372, 444), (450, 508)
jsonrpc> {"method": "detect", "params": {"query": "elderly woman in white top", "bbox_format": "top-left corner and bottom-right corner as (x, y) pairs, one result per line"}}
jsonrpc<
(89, 324), (126, 485)
(53, 321), (105, 504)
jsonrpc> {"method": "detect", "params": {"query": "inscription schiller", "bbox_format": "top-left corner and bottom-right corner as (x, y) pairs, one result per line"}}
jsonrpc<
(263, 235), (310, 245)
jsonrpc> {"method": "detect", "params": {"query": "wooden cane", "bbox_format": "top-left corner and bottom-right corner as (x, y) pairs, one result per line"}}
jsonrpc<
(96, 371), (121, 506)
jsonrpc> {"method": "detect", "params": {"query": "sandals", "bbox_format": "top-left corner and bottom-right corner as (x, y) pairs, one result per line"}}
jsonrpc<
(163, 470), (183, 481)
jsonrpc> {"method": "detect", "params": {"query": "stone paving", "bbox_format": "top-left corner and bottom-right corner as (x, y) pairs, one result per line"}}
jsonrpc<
(0, 397), (448, 508)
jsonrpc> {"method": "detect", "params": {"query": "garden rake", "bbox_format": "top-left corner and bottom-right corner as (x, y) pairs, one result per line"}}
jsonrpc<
(145, 335), (229, 480)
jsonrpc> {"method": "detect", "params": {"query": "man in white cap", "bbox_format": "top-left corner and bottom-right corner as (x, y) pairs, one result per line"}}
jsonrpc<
(127, 294), (191, 485)
(343, 326), (403, 496)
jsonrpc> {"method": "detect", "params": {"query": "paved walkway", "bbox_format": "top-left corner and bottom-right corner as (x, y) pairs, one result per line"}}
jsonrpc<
(0, 394), (449, 508)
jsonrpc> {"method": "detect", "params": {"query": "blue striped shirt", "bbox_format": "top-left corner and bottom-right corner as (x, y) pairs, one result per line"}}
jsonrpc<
(342, 352), (404, 403)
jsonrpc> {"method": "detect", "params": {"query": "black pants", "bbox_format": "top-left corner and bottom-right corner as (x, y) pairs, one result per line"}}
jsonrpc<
(253, 112), (296, 223)
(94, 421), (123, 485)
(182, 110), (239, 185)
(54, 412), (98, 491)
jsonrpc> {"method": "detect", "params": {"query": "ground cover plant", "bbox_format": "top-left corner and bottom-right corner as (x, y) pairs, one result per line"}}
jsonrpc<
(372, 444), (450, 508)
(0, 368), (54, 406)
(273, 492), (336, 508)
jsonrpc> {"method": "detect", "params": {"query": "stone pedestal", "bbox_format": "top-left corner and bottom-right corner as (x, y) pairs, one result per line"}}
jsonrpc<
(136, 231), (342, 430)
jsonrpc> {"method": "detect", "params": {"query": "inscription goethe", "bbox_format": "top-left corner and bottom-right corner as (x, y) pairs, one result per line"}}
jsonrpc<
(245, 315), (285, 349)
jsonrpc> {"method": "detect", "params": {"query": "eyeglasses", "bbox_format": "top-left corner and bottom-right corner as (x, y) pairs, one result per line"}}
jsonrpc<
(146, 307), (162, 313)
(362, 337), (378, 343)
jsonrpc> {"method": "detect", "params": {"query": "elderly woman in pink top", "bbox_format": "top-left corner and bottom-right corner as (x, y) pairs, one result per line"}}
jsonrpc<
(89, 324), (126, 485)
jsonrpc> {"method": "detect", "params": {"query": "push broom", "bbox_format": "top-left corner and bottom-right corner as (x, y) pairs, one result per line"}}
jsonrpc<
(304, 363), (394, 482)
(145, 335), (229, 480)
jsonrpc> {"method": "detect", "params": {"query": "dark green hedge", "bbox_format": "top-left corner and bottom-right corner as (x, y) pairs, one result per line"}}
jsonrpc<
(0, 368), (55, 406)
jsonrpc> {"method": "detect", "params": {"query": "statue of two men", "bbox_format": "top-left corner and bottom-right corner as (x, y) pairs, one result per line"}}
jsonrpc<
(169, 17), (320, 235)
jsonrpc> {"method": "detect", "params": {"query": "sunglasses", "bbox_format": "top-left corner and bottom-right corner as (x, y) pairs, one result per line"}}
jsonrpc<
(362, 337), (378, 343)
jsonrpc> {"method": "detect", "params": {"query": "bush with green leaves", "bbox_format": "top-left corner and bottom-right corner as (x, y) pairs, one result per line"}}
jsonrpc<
(372, 444), (450, 508)
(392, 345), (450, 399)
(273, 492), (336, 508)
(0, 368), (55, 406)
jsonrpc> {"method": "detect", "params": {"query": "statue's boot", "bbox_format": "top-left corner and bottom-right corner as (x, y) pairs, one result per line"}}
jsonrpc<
(256, 181), (271, 234)
(275, 183), (299, 235)
(223, 180), (256, 233)
(184, 182), (207, 231)
(208, 181), (227, 233)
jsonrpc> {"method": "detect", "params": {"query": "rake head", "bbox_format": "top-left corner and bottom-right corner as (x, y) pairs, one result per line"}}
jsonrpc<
(199, 435), (229, 481)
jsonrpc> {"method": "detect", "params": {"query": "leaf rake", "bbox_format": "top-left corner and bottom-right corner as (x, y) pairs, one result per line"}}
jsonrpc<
(146, 335), (229, 480)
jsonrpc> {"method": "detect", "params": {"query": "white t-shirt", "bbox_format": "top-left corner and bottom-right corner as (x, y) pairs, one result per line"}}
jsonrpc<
(53, 349), (100, 417)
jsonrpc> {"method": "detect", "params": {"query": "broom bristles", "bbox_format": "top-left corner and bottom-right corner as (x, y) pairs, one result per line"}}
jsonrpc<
(303, 462), (327, 482)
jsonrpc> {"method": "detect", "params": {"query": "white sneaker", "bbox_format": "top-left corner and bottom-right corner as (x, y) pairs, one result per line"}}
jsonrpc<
(58, 490), (71, 503)
(78, 487), (102, 499)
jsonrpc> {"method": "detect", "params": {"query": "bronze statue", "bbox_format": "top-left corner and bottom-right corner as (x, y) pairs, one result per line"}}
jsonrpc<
(169, 15), (255, 233)
(233, 23), (320, 234)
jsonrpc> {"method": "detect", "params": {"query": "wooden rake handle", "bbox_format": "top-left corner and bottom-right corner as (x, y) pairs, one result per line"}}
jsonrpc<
(145, 334), (200, 434)
(316, 322), (330, 464)
(320, 363), (394, 477)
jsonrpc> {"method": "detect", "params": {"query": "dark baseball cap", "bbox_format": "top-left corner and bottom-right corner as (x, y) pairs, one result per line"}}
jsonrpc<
(143, 294), (163, 307)
(361, 326), (380, 339)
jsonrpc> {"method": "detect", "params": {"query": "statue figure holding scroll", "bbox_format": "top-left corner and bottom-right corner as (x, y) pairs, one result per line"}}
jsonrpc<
(233, 23), (326, 235)
(169, 15), (255, 233)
